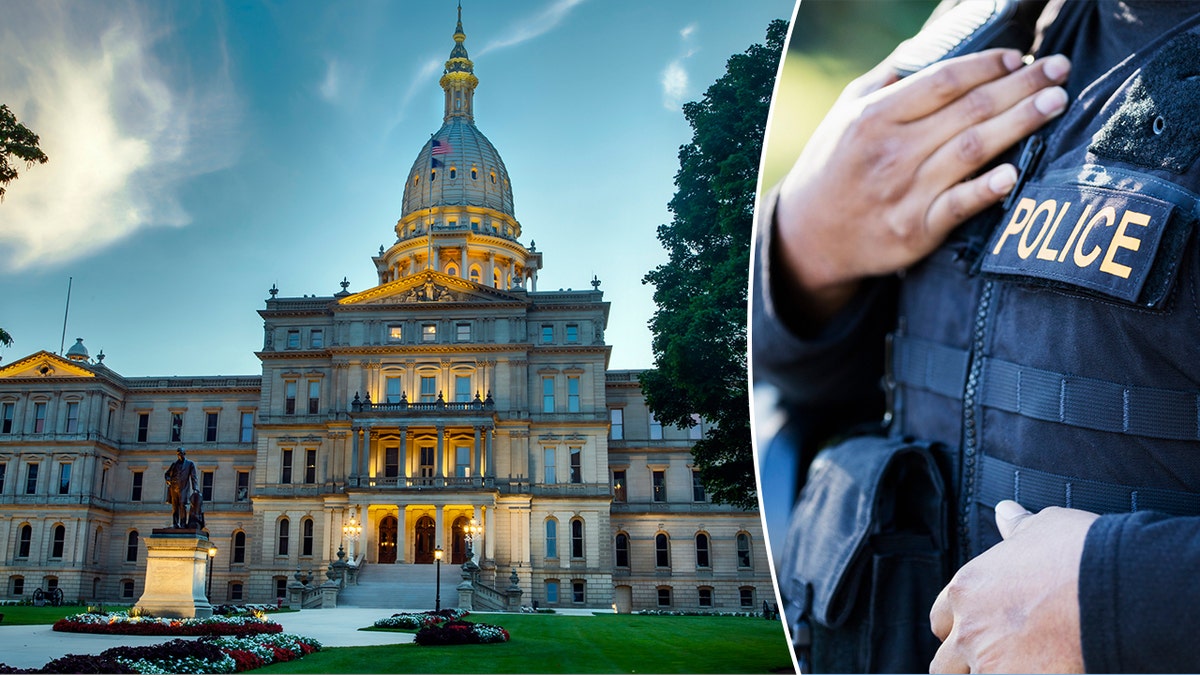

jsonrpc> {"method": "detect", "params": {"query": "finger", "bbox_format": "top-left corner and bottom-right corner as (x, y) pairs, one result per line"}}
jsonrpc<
(918, 83), (1068, 199)
(876, 48), (1025, 122)
(911, 54), (1072, 154)
(929, 583), (954, 641)
(995, 499), (1033, 539)
(929, 637), (971, 675)
(924, 163), (1018, 236)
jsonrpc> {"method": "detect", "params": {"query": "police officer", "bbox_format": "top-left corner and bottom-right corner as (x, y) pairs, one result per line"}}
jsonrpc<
(754, 1), (1200, 672)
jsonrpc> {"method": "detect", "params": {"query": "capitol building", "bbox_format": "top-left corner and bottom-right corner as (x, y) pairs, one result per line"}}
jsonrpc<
(0, 9), (770, 613)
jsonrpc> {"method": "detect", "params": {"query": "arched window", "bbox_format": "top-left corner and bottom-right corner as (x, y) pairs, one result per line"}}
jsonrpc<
(449, 167), (457, 179)
(446, 265), (458, 277)
(469, 266), (481, 284)
(232, 531), (246, 564)
(121, 579), (135, 599)
(490, 171), (497, 184)
(471, 167), (478, 180)
(570, 518), (584, 559)
(412, 174), (419, 186)
(430, 169), (437, 181)
(126, 530), (139, 562)
(278, 518), (290, 556)
(736, 532), (752, 568)
(545, 518), (558, 559)
(695, 533), (710, 568)
(493, 270), (501, 288)
(302, 518), (314, 557)
(51, 524), (65, 558)
(614, 533), (630, 568)
(10, 576), (24, 596)
(17, 524), (31, 558)
(229, 581), (244, 602)
(655, 533), (670, 568)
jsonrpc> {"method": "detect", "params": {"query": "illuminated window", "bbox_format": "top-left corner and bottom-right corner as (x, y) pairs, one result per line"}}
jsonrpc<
(386, 377), (402, 404)
(449, 167), (457, 179)
(420, 376), (437, 403)
(305, 449), (317, 484)
(652, 470), (666, 502)
(471, 167), (478, 180)
(422, 323), (437, 342)
(388, 325), (403, 342)
(612, 470), (626, 502)
(490, 171), (496, 184)
(446, 265), (458, 277)
(469, 266), (481, 283)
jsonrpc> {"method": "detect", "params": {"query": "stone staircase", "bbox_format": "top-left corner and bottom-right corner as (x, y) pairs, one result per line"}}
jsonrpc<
(336, 562), (462, 610)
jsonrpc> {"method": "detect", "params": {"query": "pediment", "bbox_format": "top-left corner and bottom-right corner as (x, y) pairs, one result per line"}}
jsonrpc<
(338, 270), (524, 306)
(0, 351), (95, 379)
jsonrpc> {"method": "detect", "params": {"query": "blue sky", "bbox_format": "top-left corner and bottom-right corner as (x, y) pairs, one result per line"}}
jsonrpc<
(0, 0), (794, 376)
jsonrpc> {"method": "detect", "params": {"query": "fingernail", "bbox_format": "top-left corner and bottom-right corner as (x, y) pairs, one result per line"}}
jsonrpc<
(1034, 86), (1068, 116)
(989, 165), (1018, 194)
(1002, 50), (1024, 72)
(1042, 54), (1071, 81)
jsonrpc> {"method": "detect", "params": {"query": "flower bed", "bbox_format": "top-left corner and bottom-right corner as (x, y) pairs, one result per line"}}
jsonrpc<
(372, 608), (470, 630)
(0, 633), (322, 674)
(414, 619), (510, 646)
(53, 611), (282, 637)
(635, 609), (759, 617)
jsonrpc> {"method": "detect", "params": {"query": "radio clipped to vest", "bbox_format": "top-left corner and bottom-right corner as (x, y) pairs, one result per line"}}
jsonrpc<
(891, 0), (1046, 77)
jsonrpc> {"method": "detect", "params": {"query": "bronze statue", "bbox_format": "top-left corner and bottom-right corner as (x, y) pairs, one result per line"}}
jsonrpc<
(165, 447), (204, 529)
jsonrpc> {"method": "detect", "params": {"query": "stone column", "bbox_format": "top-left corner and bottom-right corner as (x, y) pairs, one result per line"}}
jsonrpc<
(473, 426), (482, 478)
(362, 427), (372, 479)
(486, 426), (496, 478)
(398, 427), (408, 483)
(435, 426), (444, 478)
(484, 506), (495, 560)
(396, 507), (407, 563)
(435, 505), (444, 553)
(350, 427), (360, 482)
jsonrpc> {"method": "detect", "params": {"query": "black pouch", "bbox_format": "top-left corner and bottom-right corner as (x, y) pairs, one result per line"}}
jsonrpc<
(779, 436), (948, 673)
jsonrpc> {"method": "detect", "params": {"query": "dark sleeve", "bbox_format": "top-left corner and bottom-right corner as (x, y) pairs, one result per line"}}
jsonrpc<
(751, 185), (897, 423)
(1079, 512), (1200, 673)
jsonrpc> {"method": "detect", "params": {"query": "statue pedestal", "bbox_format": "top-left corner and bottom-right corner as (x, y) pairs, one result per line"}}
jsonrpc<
(135, 531), (213, 618)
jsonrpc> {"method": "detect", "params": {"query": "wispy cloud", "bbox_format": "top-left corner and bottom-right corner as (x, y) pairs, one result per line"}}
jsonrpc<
(318, 58), (341, 101)
(476, 0), (587, 57)
(0, 2), (240, 272)
(661, 22), (699, 111)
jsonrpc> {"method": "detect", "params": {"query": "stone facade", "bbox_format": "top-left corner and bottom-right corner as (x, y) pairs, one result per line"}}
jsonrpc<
(0, 9), (772, 613)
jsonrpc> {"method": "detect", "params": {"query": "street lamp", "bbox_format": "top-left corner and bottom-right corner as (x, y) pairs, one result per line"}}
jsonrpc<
(465, 519), (483, 562)
(342, 507), (362, 560)
(206, 545), (218, 601)
(434, 545), (443, 611)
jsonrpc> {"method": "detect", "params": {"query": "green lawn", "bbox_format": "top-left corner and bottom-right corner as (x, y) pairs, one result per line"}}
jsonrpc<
(0, 604), (94, 626)
(259, 614), (795, 674)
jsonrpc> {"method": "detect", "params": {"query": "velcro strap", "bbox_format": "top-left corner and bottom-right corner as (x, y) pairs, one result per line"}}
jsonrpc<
(892, 334), (1200, 441)
(976, 454), (1200, 516)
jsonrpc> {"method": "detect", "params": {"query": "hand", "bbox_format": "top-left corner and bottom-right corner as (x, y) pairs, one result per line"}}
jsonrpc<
(775, 50), (1071, 319)
(928, 500), (1100, 673)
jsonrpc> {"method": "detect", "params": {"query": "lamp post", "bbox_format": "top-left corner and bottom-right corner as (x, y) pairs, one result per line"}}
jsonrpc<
(465, 518), (483, 562)
(206, 545), (218, 601)
(434, 545), (443, 611)
(342, 507), (362, 561)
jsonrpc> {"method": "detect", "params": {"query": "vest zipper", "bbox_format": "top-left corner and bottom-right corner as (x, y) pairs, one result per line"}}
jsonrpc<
(958, 278), (993, 564)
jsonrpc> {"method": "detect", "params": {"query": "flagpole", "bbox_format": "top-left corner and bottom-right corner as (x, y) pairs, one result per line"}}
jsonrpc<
(59, 276), (73, 354)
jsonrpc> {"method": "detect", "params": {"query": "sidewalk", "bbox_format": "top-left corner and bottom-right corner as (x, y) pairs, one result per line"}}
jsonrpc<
(0, 607), (415, 670)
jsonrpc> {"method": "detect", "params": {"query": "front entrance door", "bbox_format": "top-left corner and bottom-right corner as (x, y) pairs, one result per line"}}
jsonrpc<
(378, 515), (397, 564)
(451, 516), (467, 564)
(414, 515), (435, 563)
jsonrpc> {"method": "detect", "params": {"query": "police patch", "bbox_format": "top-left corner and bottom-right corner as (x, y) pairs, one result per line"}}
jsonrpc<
(981, 183), (1174, 304)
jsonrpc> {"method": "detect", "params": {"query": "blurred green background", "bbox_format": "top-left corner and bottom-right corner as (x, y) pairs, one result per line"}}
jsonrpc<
(760, 0), (939, 192)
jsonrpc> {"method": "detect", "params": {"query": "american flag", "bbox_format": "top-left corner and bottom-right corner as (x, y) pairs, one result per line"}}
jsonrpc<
(431, 139), (453, 155)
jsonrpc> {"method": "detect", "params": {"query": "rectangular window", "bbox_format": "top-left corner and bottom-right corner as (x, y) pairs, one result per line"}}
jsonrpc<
(231, 582), (244, 602)
(280, 449), (293, 484)
(310, 329), (324, 349)
(567, 377), (580, 412)
(386, 377), (402, 404)
(58, 462), (71, 495)
(421, 323), (437, 342)
(388, 325), (403, 342)
(419, 447), (435, 481)
(275, 578), (287, 601)
(0, 462), (6, 494)
(33, 402), (46, 433)
(649, 413), (663, 440)
(454, 375), (472, 403)
(170, 413), (183, 443)
(543, 448), (556, 484)
(137, 413), (149, 442)
(239, 412), (254, 443)
(384, 447), (399, 479)
(699, 588), (713, 608)
(455, 446), (470, 477)
(100, 467), (108, 498)
(572, 581), (585, 604)
(25, 463), (38, 495)
(420, 376), (437, 403)
(569, 447), (582, 484)
(566, 324), (579, 343)
(657, 588), (672, 607)
(307, 381), (320, 415)
(202, 470), (214, 501)
(206, 412), (219, 442)
(652, 470), (666, 502)
(612, 470), (626, 502)
(65, 402), (79, 433)
(693, 471), (706, 502)
(455, 322), (471, 341)
(286, 330), (300, 349)
(1, 402), (13, 433)
(740, 588), (754, 609)
(610, 409), (623, 440)
(236, 471), (250, 502)
(12, 577), (24, 595)
(285, 382), (297, 415)
(540, 325), (553, 343)
(106, 408), (114, 436)
(546, 581), (559, 604)
(305, 449), (317, 484)
(688, 413), (703, 440)
(542, 377), (554, 413)
(131, 471), (143, 501)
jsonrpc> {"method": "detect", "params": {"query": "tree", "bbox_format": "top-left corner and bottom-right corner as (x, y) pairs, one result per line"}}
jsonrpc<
(641, 19), (787, 509)
(0, 104), (49, 201)
(0, 328), (10, 347)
